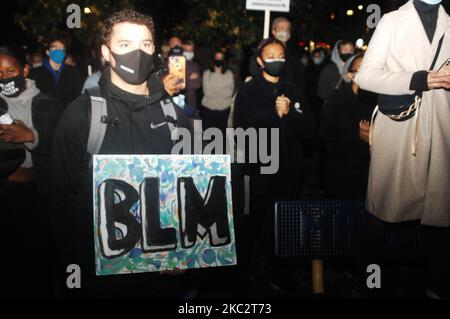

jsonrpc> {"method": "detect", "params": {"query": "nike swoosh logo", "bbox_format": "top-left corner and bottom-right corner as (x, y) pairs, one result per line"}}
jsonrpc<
(150, 122), (167, 129)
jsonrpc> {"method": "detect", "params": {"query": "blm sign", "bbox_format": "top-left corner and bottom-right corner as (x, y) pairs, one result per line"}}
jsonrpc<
(93, 154), (236, 276)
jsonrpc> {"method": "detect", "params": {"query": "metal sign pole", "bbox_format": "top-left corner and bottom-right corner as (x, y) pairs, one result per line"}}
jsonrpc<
(263, 10), (271, 39)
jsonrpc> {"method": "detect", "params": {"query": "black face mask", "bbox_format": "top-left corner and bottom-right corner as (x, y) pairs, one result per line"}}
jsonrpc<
(213, 59), (224, 68)
(262, 59), (285, 77)
(339, 53), (353, 63)
(109, 48), (154, 85)
(0, 75), (26, 97)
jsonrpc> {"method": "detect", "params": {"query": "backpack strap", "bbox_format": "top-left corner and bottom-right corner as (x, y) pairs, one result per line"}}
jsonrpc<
(85, 87), (108, 167)
(160, 97), (179, 141)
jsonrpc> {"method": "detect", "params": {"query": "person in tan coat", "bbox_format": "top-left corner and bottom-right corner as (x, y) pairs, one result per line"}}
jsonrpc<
(355, 0), (450, 298)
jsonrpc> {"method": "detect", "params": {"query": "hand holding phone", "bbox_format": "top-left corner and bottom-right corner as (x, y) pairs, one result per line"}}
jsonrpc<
(437, 58), (450, 75)
(428, 59), (450, 90)
(163, 74), (183, 96)
(168, 56), (186, 90)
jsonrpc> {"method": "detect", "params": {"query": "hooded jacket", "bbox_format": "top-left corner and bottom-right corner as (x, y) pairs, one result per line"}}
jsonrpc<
(51, 68), (191, 297)
(317, 41), (347, 100)
(0, 79), (62, 193)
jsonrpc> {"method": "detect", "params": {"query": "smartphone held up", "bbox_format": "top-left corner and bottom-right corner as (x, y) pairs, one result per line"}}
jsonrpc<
(437, 58), (450, 74)
(168, 55), (186, 90)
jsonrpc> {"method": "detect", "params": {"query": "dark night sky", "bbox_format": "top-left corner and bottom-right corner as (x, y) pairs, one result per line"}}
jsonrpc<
(2, 0), (450, 48)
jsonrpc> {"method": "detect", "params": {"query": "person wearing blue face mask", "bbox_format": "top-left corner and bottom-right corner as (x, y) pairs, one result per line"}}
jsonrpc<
(29, 35), (82, 108)
(421, 0), (443, 4)
(355, 0), (449, 299)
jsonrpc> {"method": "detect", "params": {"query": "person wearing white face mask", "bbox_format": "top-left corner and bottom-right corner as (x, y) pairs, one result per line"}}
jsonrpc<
(30, 52), (43, 69)
(272, 17), (292, 43)
(248, 17), (307, 92)
(182, 40), (202, 109)
(355, 0), (450, 299)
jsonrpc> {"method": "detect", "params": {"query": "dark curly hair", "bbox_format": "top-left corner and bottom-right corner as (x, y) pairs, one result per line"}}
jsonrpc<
(101, 9), (155, 46)
(0, 45), (28, 69)
(47, 34), (69, 50)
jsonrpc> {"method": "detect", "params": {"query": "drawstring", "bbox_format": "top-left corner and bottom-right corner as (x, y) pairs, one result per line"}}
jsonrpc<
(369, 105), (378, 147)
(411, 95), (422, 156)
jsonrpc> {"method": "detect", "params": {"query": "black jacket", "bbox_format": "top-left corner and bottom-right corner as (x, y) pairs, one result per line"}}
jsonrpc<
(30, 62), (82, 108)
(30, 93), (64, 194)
(320, 83), (376, 198)
(305, 61), (327, 100)
(234, 72), (315, 199)
(317, 62), (340, 101)
(51, 68), (191, 297)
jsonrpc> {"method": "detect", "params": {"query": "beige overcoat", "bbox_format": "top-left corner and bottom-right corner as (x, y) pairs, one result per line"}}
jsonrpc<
(356, 0), (450, 227)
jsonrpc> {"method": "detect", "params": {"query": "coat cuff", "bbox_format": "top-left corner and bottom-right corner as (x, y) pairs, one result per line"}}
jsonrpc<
(24, 128), (39, 151)
(409, 71), (429, 91)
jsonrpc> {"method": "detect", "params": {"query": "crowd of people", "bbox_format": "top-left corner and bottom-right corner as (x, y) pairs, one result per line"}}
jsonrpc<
(0, 0), (449, 299)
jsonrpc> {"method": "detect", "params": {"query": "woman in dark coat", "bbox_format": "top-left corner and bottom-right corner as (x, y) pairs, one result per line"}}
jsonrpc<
(319, 54), (376, 199)
(233, 38), (315, 276)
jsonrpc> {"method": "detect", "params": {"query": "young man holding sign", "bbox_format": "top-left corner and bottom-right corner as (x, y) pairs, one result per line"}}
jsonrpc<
(51, 9), (191, 298)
